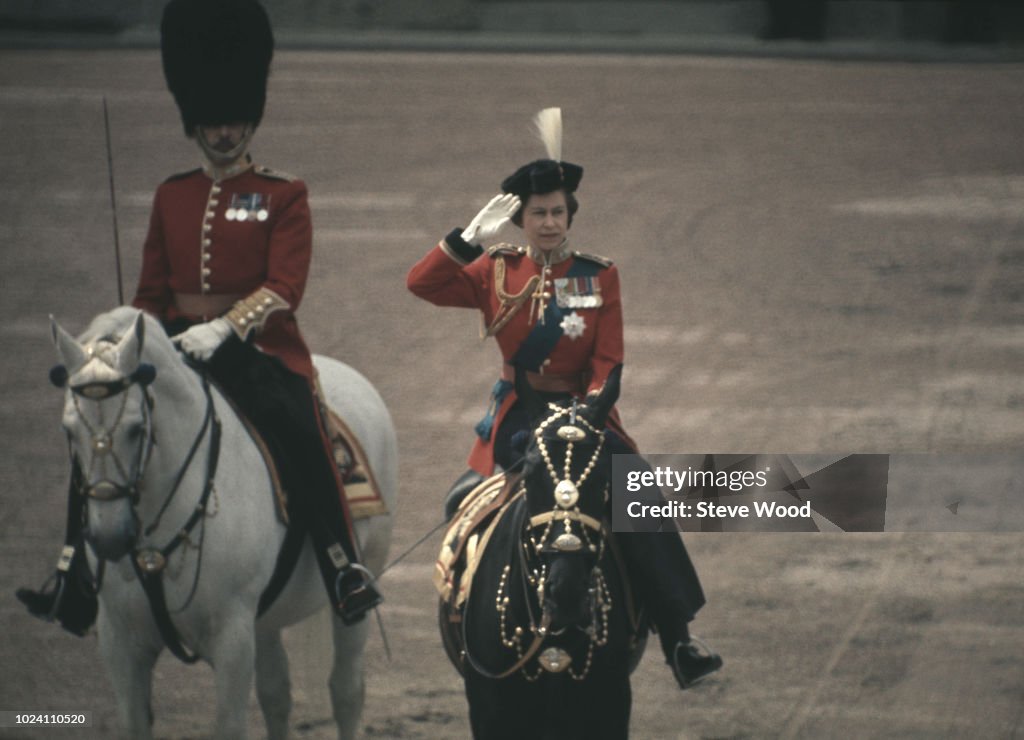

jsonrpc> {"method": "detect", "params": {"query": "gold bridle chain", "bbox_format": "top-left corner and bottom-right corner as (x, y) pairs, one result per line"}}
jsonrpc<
(535, 406), (604, 492)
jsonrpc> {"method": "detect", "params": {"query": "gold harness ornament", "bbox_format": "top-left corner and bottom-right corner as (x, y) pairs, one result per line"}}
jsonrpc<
(529, 404), (606, 553)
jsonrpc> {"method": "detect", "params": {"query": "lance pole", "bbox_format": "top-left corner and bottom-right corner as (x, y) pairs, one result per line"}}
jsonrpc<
(103, 96), (125, 305)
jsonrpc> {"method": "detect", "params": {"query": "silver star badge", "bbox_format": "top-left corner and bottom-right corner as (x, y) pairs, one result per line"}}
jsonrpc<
(560, 311), (586, 340)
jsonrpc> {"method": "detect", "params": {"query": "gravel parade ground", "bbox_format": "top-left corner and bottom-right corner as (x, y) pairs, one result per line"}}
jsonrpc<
(2, 49), (1022, 738)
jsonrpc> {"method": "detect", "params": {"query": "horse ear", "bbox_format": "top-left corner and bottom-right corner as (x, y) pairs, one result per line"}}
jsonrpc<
(50, 315), (87, 374)
(115, 311), (146, 375)
(513, 364), (546, 425)
(585, 364), (622, 429)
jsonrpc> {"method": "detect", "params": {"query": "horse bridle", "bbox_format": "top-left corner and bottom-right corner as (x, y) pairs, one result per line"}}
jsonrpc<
(526, 401), (607, 555)
(55, 359), (223, 663)
(63, 368), (157, 508)
(57, 361), (218, 544)
(465, 400), (614, 681)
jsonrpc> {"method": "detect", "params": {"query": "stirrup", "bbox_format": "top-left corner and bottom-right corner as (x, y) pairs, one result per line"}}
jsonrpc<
(671, 635), (723, 690)
(333, 564), (383, 626)
(16, 573), (62, 621)
(16, 571), (96, 637)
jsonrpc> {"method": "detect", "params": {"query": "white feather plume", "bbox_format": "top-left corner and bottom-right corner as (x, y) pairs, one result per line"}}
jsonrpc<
(532, 107), (563, 161)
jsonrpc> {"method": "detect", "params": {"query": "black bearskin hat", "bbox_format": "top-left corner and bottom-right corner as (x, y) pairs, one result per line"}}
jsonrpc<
(500, 158), (583, 199)
(161, 0), (274, 137)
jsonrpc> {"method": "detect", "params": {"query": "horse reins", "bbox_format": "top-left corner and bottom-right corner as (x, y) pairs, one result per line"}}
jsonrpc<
(460, 498), (552, 680)
(128, 372), (221, 663)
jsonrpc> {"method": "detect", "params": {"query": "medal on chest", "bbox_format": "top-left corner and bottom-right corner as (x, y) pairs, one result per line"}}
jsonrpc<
(560, 311), (586, 340)
(554, 276), (602, 309)
(225, 193), (270, 222)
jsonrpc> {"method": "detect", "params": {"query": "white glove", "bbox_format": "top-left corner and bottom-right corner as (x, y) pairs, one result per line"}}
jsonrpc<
(461, 193), (521, 245)
(172, 318), (232, 361)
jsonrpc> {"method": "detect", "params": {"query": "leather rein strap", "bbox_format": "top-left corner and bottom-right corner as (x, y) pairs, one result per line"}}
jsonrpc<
(460, 500), (552, 680)
(129, 374), (221, 664)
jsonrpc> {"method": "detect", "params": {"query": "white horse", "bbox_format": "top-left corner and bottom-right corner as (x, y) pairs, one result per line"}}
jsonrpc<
(50, 306), (396, 740)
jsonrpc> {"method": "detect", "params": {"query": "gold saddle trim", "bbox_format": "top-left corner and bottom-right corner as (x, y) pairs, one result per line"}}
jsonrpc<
(434, 473), (522, 608)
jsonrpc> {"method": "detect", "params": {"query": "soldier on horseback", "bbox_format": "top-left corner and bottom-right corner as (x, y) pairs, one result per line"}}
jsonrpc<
(408, 108), (723, 689)
(19, 0), (381, 631)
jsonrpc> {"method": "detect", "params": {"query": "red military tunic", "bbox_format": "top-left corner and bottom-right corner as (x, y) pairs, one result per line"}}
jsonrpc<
(132, 160), (314, 379)
(407, 234), (637, 475)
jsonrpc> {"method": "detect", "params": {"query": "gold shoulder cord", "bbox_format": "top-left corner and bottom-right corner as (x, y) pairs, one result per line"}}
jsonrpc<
(481, 256), (540, 338)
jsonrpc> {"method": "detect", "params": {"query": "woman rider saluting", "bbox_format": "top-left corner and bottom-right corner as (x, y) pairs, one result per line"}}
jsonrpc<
(407, 108), (722, 689)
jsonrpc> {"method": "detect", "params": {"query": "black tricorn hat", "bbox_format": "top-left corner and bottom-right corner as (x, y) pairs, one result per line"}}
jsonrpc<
(501, 158), (583, 199)
(161, 0), (274, 137)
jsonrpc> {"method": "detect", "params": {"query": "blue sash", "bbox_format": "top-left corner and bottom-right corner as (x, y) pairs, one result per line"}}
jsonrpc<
(475, 258), (601, 441)
(512, 258), (600, 371)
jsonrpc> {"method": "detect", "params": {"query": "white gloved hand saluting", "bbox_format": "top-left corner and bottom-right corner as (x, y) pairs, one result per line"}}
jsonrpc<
(461, 193), (521, 246)
(172, 317), (233, 361)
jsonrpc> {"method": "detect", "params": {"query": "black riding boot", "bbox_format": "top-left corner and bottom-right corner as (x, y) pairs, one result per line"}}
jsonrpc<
(16, 463), (98, 636)
(657, 621), (724, 690)
(615, 528), (722, 688)
(609, 436), (722, 689)
(16, 543), (97, 637)
(304, 490), (383, 626)
(205, 337), (382, 625)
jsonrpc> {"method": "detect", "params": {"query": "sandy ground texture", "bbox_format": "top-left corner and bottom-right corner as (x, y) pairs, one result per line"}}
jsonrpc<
(1, 49), (1023, 739)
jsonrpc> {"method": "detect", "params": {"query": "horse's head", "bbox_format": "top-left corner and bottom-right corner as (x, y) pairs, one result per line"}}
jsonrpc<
(51, 309), (158, 562)
(515, 364), (621, 634)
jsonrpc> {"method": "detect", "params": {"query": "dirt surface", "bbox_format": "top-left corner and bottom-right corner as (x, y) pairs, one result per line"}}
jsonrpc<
(1, 50), (1023, 739)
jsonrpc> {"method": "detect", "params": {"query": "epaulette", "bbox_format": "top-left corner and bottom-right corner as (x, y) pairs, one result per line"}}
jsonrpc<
(487, 243), (527, 258)
(163, 168), (202, 183)
(572, 250), (613, 268)
(254, 165), (297, 182)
